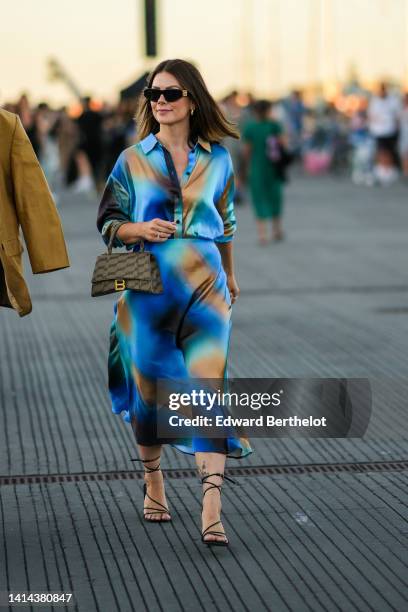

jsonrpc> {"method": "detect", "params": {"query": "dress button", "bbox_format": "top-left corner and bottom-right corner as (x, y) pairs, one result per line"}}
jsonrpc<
(176, 220), (180, 224)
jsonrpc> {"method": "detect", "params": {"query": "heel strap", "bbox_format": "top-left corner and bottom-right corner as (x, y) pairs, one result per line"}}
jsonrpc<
(202, 520), (226, 540)
(201, 472), (238, 498)
(144, 489), (170, 514)
(131, 454), (161, 473)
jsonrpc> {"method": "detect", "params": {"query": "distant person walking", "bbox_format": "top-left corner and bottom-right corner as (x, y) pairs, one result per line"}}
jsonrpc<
(284, 89), (307, 157)
(76, 96), (103, 192)
(56, 107), (80, 188)
(219, 91), (245, 204)
(368, 83), (401, 184)
(398, 93), (408, 179)
(242, 100), (286, 244)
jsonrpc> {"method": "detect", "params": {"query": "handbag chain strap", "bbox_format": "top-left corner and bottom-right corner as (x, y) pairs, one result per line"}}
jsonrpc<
(107, 220), (145, 255)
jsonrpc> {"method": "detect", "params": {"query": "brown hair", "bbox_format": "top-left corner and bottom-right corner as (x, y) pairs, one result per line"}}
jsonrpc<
(253, 99), (272, 120)
(135, 58), (240, 144)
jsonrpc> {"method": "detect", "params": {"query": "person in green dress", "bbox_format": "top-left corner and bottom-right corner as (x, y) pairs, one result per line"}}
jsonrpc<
(242, 99), (286, 244)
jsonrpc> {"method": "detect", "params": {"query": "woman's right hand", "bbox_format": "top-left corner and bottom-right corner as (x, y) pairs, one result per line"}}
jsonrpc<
(140, 219), (177, 242)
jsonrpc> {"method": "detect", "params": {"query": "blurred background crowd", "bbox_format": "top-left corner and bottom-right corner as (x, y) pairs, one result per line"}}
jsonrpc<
(3, 0), (408, 247)
(4, 79), (408, 200)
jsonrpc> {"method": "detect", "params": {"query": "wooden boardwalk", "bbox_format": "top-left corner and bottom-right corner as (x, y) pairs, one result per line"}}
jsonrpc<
(1, 174), (407, 611)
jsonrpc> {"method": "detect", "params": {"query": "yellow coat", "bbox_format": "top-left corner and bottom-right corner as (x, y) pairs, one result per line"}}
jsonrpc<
(0, 109), (70, 316)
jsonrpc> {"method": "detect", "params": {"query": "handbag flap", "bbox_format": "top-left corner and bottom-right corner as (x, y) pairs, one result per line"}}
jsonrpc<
(92, 252), (153, 283)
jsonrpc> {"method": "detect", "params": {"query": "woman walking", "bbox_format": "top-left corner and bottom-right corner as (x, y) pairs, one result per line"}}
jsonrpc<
(97, 59), (252, 546)
(242, 99), (286, 244)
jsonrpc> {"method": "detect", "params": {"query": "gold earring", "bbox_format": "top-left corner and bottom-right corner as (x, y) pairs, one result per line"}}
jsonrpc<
(191, 107), (195, 115)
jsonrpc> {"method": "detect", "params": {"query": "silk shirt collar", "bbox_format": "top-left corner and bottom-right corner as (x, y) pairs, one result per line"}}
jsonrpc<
(139, 132), (212, 154)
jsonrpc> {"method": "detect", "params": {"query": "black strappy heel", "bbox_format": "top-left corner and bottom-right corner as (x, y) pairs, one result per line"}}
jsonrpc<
(200, 472), (237, 546)
(131, 455), (171, 522)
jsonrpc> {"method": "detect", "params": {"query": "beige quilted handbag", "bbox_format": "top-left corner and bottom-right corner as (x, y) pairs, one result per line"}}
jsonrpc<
(91, 220), (163, 297)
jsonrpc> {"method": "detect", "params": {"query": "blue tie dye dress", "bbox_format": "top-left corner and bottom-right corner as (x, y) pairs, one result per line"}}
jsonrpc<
(96, 131), (252, 458)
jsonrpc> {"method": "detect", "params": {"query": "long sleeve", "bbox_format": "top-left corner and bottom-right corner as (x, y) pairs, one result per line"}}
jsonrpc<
(10, 115), (70, 273)
(96, 151), (135, 249)
(214, 149), (237, 243)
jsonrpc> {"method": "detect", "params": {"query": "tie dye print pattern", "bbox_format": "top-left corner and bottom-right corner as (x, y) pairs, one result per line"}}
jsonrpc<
(97, 133), (252, 458)
(97, 132), (236, 247)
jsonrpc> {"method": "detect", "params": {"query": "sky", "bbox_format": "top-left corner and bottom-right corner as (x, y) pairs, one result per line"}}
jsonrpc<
(1, 0), (408, 106)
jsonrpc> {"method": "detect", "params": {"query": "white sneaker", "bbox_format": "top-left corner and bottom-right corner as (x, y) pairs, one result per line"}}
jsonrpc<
(374, 165), (399, 186)
(71, 175), (95, 194)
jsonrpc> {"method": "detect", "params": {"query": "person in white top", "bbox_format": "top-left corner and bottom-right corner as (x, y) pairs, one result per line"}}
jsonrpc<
(368, 83), (401, 183)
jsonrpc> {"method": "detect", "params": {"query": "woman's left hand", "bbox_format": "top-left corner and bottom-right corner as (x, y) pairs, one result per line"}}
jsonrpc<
(227, 273), (240, 304)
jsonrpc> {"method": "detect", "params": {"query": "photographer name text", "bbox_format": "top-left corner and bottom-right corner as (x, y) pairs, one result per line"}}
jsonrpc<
(168, 415), (327, 428)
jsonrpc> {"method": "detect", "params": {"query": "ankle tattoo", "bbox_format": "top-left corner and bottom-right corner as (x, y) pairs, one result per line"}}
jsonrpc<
(199, 461), (209, 478)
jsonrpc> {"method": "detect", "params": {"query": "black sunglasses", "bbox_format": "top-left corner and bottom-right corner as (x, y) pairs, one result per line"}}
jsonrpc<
(143, 87), (189, 103)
